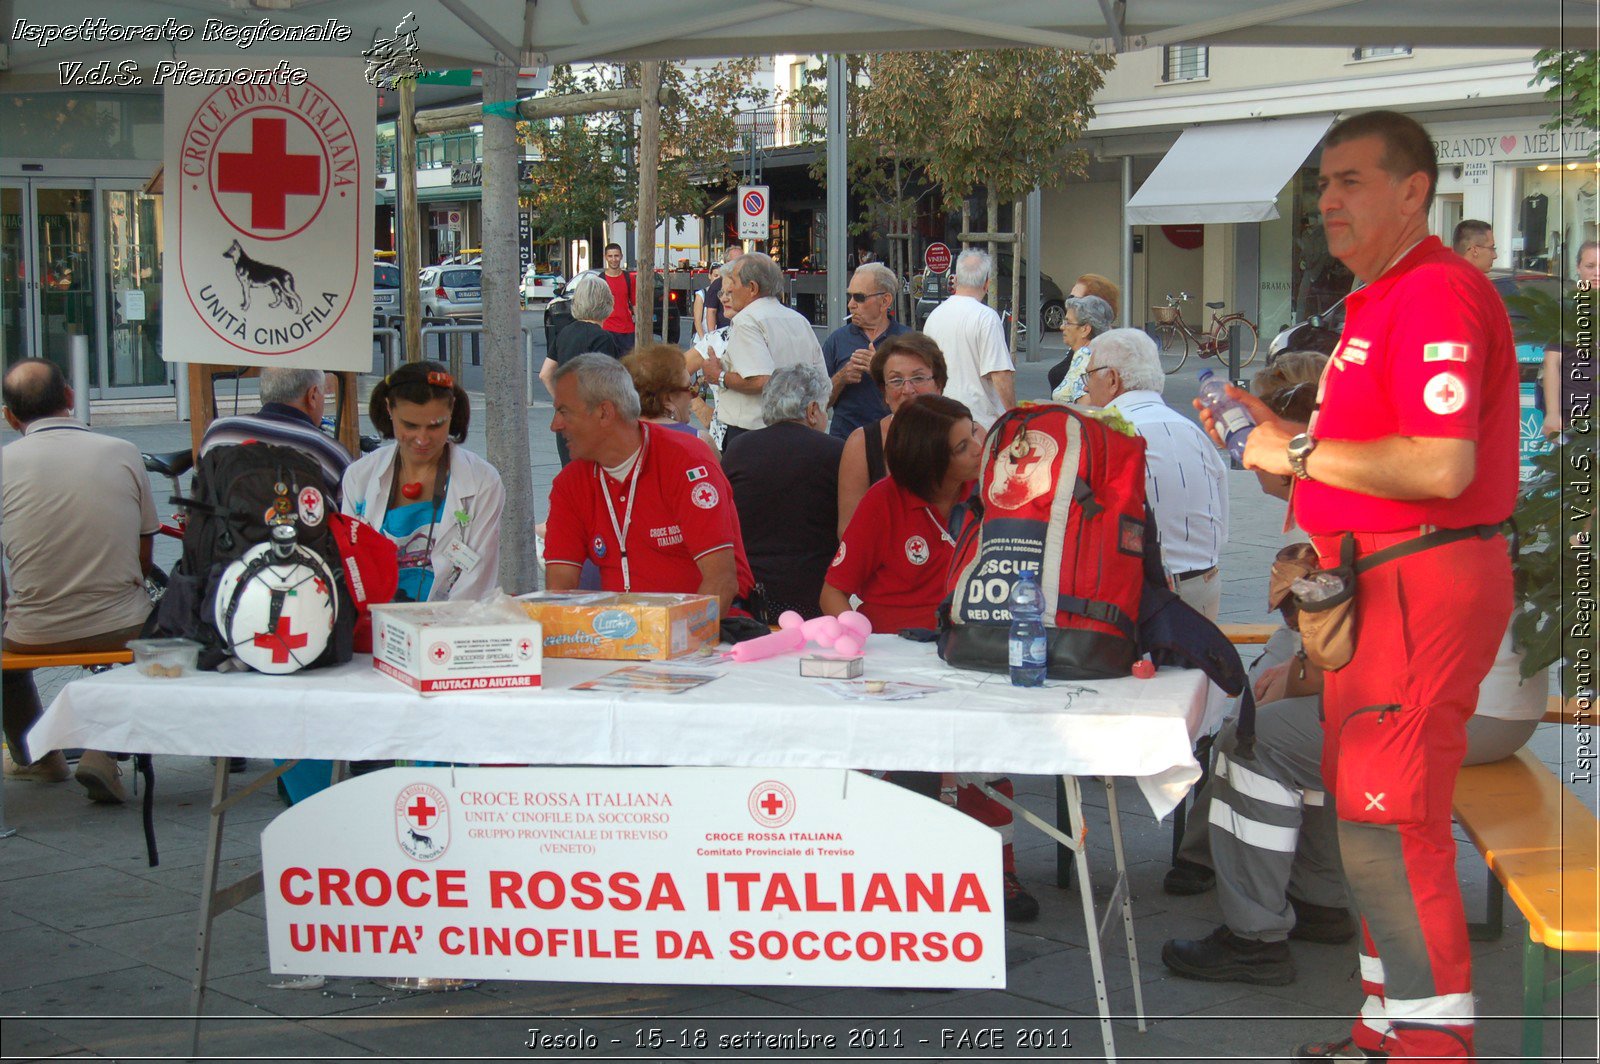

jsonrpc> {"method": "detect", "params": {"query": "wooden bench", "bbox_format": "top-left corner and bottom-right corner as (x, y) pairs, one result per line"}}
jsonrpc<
(1453, 747), (1599, 1061)
(2, 649), (134, 671)
(1542, 694), (1587, 725)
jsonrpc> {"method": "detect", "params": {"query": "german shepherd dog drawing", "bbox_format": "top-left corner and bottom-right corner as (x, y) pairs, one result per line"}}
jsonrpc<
(223, 239), (302, 313)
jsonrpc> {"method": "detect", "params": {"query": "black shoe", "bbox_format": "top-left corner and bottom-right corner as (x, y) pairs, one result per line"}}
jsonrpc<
(1163, 858), (1216, 895)
(1291, 1035), (1386, 1060)
(1160, 925), (1295, 986)
(1288, 895), (1357, 944)
(1003, 872), (1039, 922)
(228, 757), (248, 774)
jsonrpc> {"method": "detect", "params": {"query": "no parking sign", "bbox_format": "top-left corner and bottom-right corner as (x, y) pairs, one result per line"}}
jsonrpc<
(737, 184), (770, 241)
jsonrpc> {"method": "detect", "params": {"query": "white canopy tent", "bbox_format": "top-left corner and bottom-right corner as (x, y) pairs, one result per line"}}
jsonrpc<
(1126, 115), (1337, 225)
(1, 1), (1590, 78)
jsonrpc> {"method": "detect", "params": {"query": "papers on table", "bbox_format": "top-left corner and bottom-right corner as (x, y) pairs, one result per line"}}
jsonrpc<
(819, 680), (947, 701)
(569, 664), (725, 695)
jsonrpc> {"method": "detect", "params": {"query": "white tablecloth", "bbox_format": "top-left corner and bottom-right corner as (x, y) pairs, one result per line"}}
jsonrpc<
(31, 636), (1208, 818)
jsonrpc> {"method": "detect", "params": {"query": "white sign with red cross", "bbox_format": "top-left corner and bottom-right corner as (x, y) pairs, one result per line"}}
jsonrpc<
(737, 184), (769, 241)
(263, 767), (1004, 987)
(163, 59), (374, 369)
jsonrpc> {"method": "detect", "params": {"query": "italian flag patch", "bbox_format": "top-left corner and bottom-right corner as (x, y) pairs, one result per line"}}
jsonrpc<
(1423, 342), (1470, 362)
(686, 465), (709, 483)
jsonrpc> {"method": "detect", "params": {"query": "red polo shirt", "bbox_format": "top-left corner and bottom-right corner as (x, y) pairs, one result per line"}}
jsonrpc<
(601, 272), (634, 333)
(826, 476), (959, 633)
(1294, 236), (1518, 535)
(546, 422), (753, 597)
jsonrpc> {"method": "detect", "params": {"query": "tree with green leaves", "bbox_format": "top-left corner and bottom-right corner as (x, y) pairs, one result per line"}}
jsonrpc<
(794, 50), (1112, 338)
(521, 60), (769, 260)
(1530, 47), (1598, 156)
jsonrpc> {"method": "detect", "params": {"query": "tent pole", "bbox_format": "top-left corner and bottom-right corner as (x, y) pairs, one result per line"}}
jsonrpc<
(826, 55), (848, 327)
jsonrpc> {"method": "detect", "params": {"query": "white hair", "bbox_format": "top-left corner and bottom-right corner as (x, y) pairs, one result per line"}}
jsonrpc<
(1087, 328), (1166, 394)
(552, 352), (641, 420)
(761, 364), (830, 425)
(954, 249), (992, 289)
(570, 272), (615, 323)
(854, 262), (899, 298)
(258, 367), (326, 404)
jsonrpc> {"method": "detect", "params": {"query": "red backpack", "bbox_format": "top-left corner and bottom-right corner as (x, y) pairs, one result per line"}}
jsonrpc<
(938, 404), (1148, 680)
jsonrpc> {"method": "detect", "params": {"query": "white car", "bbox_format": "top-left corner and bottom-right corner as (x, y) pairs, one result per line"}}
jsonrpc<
(373, 261), (401, 321)
(418, 265), (483, 319)
(521, 267), (564, 305)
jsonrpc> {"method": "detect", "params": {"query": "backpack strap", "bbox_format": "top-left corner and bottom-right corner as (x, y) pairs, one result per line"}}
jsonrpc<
(1056, 593), (1136, 641)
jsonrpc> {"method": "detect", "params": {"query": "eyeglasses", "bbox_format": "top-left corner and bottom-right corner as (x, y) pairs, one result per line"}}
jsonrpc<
(1063, 319), (1088, 329)
(846, 290), (886, 302)
(885, 374), (936, 390)
(1084, 365), (1116, 377)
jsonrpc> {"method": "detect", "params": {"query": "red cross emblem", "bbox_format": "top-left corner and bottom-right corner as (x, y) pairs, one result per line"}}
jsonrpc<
(518, 638), (533, 654)
(216, 117), (322, 231)
(1424, 372), (1467, 416)
(1011, 447), (1042, 476)
(759, 791), (785, 817)
(313, 576), (328, 596)
(251, 617), (309, 664)
(408, 795), (438, 827)
(431, 644), (449, 662)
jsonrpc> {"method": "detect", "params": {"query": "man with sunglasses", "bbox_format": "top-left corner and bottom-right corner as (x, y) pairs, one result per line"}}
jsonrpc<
(920, 249), (1016, 430)
(822, 263), (911, 440)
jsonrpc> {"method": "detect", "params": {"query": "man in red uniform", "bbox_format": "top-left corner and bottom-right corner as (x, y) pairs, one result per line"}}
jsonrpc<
(1198, 111), (1517, 1063)
(545, 353), (753, 614)
(599, 243), (637, 353)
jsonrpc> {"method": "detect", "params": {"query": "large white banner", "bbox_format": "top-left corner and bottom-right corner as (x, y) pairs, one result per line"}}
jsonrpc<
(262, 767), (1004, 988)
(163, 59), (374, 369)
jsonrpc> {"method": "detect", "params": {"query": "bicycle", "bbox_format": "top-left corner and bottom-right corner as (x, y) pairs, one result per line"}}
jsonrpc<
(1150, 292), (1260, 375)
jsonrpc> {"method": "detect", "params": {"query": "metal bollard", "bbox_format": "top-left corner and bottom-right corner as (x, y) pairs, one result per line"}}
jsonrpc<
(70, 334), (91, 424)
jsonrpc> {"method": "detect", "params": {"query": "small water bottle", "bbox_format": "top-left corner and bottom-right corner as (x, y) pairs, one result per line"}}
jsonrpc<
(1008, 570), (1047, 687)
(1197, 369), (1256, 462)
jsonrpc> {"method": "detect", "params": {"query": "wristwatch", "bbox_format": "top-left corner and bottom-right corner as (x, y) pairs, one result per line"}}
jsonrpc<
(1287, 433), (1318, 481)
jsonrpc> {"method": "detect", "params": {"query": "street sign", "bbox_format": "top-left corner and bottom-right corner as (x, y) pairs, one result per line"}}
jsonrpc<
(737, 184), (770, 241)
(924, 242), (952, 274)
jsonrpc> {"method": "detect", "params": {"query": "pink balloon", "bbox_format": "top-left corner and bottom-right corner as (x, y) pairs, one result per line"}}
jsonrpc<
(729, 626), (806, 662)
(803, 616), (843, 644)
(833, 635), (863, 657)
(838, 611), (872, 638)
(778, 610), (805, 631)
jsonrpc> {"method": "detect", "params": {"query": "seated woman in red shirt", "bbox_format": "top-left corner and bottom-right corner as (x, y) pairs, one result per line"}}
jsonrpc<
(820, 394), (982, 632)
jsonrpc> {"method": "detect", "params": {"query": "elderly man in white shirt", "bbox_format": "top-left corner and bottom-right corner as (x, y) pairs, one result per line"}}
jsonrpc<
(1082, 328), (1228, 618)
(701, 251), (826, 449)
(920, 248), (1016, 431)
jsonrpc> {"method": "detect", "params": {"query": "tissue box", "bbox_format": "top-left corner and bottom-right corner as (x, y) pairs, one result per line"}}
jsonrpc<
(517, 591), (719, 660)
(370, 600), (542, 695)
(799, 654), (864, 679)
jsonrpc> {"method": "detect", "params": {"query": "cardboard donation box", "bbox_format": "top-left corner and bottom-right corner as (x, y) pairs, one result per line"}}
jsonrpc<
(370, 599), (542, 694)
(517, 591), (719, 660)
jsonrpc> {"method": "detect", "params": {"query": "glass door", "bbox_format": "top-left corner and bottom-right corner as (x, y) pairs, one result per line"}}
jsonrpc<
(1, 182), (28, 368)
(31, 183), (97, 375)
(102, 186), (166, 389)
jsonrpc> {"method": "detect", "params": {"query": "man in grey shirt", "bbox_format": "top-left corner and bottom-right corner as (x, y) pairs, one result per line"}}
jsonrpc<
(2, 359), (158, 802)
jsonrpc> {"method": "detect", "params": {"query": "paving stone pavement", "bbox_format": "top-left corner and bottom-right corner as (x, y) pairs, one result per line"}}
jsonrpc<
(1, 352), (1594, 1061)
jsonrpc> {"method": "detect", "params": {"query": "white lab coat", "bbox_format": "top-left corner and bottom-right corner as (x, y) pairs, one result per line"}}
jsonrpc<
(341, 443), (505, 601)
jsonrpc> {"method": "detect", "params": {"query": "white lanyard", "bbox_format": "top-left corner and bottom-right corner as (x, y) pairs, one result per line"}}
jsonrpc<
(598, 432), (648, 592)
(922, 505), (955, 547)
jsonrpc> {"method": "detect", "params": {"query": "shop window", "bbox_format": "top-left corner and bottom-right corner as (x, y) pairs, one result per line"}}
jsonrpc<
(1352, 46), (1411, 60)
(1162, 46), (1209, 83)
(1512, 162), (1599, 276)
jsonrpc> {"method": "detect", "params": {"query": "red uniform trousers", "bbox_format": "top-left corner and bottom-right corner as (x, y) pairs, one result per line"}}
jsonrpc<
(1314, 531), (1511, 1063)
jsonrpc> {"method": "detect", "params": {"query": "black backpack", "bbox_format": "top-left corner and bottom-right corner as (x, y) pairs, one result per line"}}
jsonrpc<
(151, 443), (354, 671)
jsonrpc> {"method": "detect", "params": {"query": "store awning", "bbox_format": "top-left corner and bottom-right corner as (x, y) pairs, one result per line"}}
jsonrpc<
(1126, 115), (1334, 225)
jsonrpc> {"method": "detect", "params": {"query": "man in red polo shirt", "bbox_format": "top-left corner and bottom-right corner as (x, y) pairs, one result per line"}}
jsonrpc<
(1198, 111), (1516, 1064)
(599, 243), (637, 352)
(545, 353), (753, 614)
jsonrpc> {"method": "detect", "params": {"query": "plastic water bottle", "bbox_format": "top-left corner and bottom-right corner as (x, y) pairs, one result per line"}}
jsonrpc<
(1008, 570), (1047, 687)
(1197, 369), (1256, 462)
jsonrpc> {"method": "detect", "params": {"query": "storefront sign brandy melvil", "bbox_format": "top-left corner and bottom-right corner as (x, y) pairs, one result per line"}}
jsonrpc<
(261, 768), (1004, 988)
(163, 58), (374, 369)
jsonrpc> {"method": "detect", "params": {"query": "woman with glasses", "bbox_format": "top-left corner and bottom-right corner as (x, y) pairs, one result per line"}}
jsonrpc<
(822, 393), (981, 632)
(1047, 294), (1116, 401)
(623, 343), (718, 458)
(835, 332), (948, 535)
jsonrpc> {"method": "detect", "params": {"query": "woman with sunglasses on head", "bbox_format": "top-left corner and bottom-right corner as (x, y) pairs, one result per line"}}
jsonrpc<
(623, 342), (720, 458)
(835, 332), (947, 536)
(342, 360), (504, 602)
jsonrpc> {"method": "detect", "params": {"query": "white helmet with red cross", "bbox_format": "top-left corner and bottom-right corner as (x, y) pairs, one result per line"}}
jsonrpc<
(213, 526), (339, 674)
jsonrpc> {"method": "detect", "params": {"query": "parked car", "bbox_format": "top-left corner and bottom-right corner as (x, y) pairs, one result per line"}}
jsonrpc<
(543, 272), (683, 349)
(521, 266), (565, 305)
(373, 261), (401, 322)
(418, 265), (483, 319)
